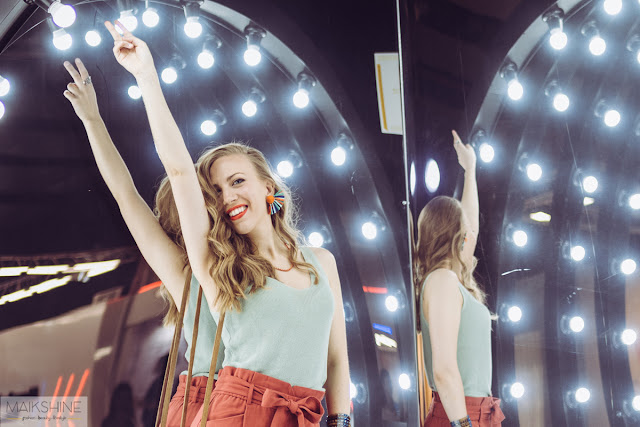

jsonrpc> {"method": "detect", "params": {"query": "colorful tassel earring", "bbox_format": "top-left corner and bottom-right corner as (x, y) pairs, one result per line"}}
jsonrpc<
(266, 190), (285, 215)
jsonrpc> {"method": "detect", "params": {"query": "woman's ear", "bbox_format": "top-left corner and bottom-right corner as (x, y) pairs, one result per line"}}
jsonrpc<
(265, 180), (275, 196)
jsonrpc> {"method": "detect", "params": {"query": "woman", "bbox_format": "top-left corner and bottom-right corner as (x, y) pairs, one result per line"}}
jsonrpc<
(62, 59), (223, 426)
(414, 131), (504, 427)
(102, 20), (351, 427)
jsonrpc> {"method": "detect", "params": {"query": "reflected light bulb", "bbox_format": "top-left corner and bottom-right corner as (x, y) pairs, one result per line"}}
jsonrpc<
(277, 160), (294, 178)
(553, 93), (570, 112)
(128, 85), (141, 100)
(184, 17), (202, 39)
(308, 232), (324, 248)
(575, 387), (590, 403)
(0, 76), (10, 97)
(118, 10), (138, 32)
(510, 382), (525, 399)
(621, 329), (637, 346)
(629, 193), (640, 210)
(425, 159), (440, 193)
(161, 67), (178, 84)
(589, 36), (606, 56)
(632, 395), (640, 412)
(507, 79), (523, 100)
(350, 382), (357, 399)
(0, 101), (5, 120)
(293, 89), (310, 108)
(85, 30), (101, 47)
(398, 373), (411, 390)
(526, 163), (542, 181)
(604, 0), (623, 15)
(621, 259), (637, 275)
(513, 230), (528, 247)
(507, 306), (522, 322)
(582, 176), (598, 193)
(604, 109), (621, 127)
(49, 1), (76, 28)
(385, 295), (399, 312)
(571, 245), (586, 261)
(242, 100), (258, 117)
(52, 29), (72, 50)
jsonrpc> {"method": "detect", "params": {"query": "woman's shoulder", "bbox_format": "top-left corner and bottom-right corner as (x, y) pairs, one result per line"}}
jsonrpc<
(306, 246), (335, 264)
(423, 268), (461, 292)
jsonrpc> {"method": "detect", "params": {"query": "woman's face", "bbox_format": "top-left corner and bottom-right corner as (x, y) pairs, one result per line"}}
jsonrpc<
(209, 154), (273, 235)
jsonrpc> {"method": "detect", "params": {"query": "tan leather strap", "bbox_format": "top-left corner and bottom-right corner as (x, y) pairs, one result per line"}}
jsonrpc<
(155, 269), (192, 427)
(180, 286), (204, 427)
(199, 310), (226, 427)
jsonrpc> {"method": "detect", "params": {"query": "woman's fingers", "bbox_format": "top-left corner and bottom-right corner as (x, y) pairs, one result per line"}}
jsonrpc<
(114, 20), (135, 40)
(66, 82), (79, 94)
(104, 21), (122, 41)
(451, 129), (462, 144)
(63, 89), (76, 100)
(63, 61), (82, 86)
(75, 58), (89, 80)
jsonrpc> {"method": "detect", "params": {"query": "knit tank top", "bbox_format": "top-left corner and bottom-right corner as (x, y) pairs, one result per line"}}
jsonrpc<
(211, 246), (335, 391)
(420, 274), (492, 397)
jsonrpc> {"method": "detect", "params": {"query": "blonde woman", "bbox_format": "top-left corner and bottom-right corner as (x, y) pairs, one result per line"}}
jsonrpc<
(102, 20), (351, 427)
(414, 131), (504, 427)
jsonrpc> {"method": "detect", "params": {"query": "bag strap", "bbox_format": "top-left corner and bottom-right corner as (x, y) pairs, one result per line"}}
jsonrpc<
(179, 286), (204, 427)
(155, 269), (192, 427)
(198, 310), (226, 427)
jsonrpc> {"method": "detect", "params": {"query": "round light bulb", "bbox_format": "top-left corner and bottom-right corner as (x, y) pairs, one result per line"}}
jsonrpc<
(582, 176), (598, 193)
(293, 89), (310, 108)
(398, 374), (411, 390)
(49, 2), (76, 28)
(385, 295), (399, 312)
(507, 79), (523, 101)
(127, 85), (142, 100)
(200, 120), (217, 136)
(575, 387), (590, 403)
(0, 101), (5, 120)
(331, 146), (346, 166)
(52, 29), (72, 50)
(603, 109), (621, 127)
(570, 316), (585, 333)
(85, 30), (101, 47)
(510, 382), (525, 399)
(632, 395), (640, 412)
(244, 45), (262, 66)
(629, 193), (640, 210)
(277, 160), (294, 178)
(118, 11), (138, 32)
(549, 28), (568, 50)
(507, 306), (522, 322)
(571, 245), (586, 261)
(0, 76), (10, 97)
(410, 162), (416, 194)
(603, 0), (622, 15)
(197, 50), (215, 69)
(513, 230), (528, 247)
(621, 259), (637, 275)
(362, 221), (378, 240)
(242, 100), (258, 117)
(161, 67), (178, 84)
(479, 143), (495, 163)
(350, 382), (357, 399)
(553, 93), (570, 112)
(142, 8), (160, 28)
(589, 36), (606, 56)
(621, 329), (637, 346)
(526, 163), (542, 181)
(184, 18), (202, 39)
(308, 232), (324, 248)
(425, 159), (440, 193)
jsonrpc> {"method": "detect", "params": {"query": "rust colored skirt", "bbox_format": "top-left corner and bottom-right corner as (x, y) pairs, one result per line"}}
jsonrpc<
(424, 392), (505, 427)
(191, 366), (325, 427)
(166, 375), (214, 427)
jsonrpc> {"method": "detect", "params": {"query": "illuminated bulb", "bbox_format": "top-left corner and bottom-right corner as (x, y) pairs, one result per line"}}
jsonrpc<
(350, 382), (357, 399)
(529, 212), (551, 222)
(629, 193), (640, 210)
(621, 329), (637, 346)
(571, 246), (586, 261)
(425, 159), (440, 193)
(142, 8), (160, 28)
(293, 89), (310, 108)
(362, 222), (377, 240)
(604, 109), (621, 127)
(49, 1), (76, 28)
(385, 295), (399, 312)
(570, 316), (585, 333)
(161, 67), (178, 84)
(308, 232), (324, 248)
(128, 85), (141, 100)
(244, 45), (262, 66)
(575, 387), (590, 403)
(507, 306), (522, 322)
(331, 146), (346, 166)
(582, 176), (598, 193)
(526, 163), (542, 181)
(603, 0), (622, 15)
(479, 143), (495, 163)
(510, 382), (525, 399)
(507, 79), (524, 100)
(550, 28), (568, 50)
(398, 373), (411, 390)
(513, 230), (528, 247)
(184, 17), (202, 38)
(277, 160), (294, 178)
(242, 100), (258, 117)
(85, 30), (101, 47)
(0, 76), (10, 97)
(52, 28), (72, 50)
(197, 50), (214, 69)
(621, 259), (637, 275)
(589, 36), (606, 56)
(200, 120), (217, 136)
(0, 101), (5, 119)
(632, 395), (640, 411)
(553, 93), (570, 111)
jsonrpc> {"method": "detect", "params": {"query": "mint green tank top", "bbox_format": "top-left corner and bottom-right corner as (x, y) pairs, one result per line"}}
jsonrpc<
(420, 274), (492, 397)
(180, 274), (225, 377)
(211, 246), (335, 391)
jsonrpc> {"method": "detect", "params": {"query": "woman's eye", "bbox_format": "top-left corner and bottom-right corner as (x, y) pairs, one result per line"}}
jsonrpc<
(233, 178), (244, 185)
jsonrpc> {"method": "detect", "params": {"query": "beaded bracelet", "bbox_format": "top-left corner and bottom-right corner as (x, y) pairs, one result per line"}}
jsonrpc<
(450, 415), (472, 427)
(327, 413), (351, 427)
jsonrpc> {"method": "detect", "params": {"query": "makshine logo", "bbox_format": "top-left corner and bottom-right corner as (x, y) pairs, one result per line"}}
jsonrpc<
(1, 396), (87, 426)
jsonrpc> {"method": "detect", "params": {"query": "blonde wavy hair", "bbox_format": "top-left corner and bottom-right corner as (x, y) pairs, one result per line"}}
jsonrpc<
(154, 142), (319, 322)
(414, 196), (486, 306)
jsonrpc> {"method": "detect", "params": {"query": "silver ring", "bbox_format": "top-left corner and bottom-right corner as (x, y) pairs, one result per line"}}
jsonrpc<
(82, 76), (92, 86)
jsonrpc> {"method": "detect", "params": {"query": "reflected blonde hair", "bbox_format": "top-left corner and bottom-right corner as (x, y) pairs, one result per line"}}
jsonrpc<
(195, 142), (319, 312)
(414, 196), (486, 306)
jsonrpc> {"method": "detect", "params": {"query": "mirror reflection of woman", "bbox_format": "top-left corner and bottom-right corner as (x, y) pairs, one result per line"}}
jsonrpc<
(414, 131), (505, 427)
(62, 58), (224, 426)
(78, 19), (351, 427)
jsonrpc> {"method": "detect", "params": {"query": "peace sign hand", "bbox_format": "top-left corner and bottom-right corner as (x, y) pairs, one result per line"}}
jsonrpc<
(452, 130), (476, 173)
(63, 58), (100, 123)
(104, 20), (155, 78)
